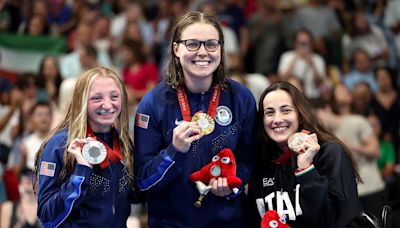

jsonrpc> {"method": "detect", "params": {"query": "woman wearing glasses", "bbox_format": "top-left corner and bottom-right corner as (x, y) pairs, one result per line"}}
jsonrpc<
(133, 12), (257, 227)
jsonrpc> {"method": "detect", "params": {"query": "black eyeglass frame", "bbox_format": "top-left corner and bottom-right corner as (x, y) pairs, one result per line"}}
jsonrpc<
(175, 39), (222, 52)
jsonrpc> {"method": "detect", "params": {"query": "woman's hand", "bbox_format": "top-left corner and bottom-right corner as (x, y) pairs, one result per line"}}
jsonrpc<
(296, 133), (320, 169)
(209, 177), (233, 197)
(172, 121), (203, 153)
(67, 137), (94, 168)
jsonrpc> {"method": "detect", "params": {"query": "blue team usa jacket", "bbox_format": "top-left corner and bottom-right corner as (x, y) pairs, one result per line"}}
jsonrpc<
(134, 79), (257, 227)
(37, 129), (134, 227)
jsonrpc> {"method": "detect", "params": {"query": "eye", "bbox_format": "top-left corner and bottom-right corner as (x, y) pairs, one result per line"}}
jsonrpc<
(212, 155), (219, 162)
(205, 40), (219, 50)
(186, 40), (200, 50)
(90, 96), (101, 102)
(110, 94), (120, 101)
(264, 110), (274, 117)
(269, 220), (278, 228)
(221, 157), (230, 164)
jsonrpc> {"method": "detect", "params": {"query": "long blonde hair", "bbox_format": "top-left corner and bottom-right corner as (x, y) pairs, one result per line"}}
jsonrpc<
(33, 67), (135, 193)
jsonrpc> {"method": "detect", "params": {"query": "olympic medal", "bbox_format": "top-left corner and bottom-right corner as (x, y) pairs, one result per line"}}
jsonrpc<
(288, 132), (308, 153)
(191, 112), (215, 135)
(82, 140), (107, 164)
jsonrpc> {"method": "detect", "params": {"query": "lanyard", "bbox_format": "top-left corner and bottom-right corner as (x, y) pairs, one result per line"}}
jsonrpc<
(176, 83), (221, 121)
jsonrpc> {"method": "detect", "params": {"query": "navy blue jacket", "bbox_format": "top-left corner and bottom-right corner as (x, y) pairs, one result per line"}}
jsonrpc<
(37, 129), (134, 227)
(134, 80), (256, 227)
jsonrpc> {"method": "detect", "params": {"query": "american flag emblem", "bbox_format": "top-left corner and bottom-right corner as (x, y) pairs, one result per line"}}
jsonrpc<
(40, 161), (56, 177)
(135, 113), (150, 129)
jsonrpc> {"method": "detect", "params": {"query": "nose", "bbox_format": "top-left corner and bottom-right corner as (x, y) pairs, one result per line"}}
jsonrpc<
(102, 98), (113, 109)
(197, 43), (208, 55)
(272, 112), (284, 123)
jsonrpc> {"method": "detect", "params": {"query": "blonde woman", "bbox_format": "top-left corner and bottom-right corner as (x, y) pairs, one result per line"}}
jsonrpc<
(33, 67), (138, 227)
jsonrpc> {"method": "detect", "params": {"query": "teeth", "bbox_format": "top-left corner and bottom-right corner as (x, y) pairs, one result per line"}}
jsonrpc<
(98, 109), (115, 115)
(274, 127), (287, 132)
(194, 61), (209, 66)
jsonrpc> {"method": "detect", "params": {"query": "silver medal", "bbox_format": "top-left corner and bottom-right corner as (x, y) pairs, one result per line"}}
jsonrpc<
(82, 141), (107, 165)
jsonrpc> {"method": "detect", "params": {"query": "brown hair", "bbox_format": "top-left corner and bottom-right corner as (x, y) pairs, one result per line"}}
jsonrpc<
(165, 11), (227, 89)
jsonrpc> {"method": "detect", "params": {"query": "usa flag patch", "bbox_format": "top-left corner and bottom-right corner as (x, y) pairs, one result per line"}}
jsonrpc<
(135, 113), (149, 129)
(40, 161), (56, 177)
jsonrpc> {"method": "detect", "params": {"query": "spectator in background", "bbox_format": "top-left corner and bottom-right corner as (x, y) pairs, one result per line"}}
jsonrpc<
(24, 13), (50, 36)
(79, 44), (100, 73)
(37, 55), (63, 107)
(384, 0), (400, 66)
(216, 0), (249, 70)
(343, 49), (378, 92)
(352, 81), (373, 116)
(246, 0), (292, 75)
(278, 29), (329, 100)
(293, 0), (342, 64)
(120, 40), (159, 103)
(19, 102), (52, 174)
(59, 22), (112, 78)
(0, 79), (22, 161)
(370, 66), (400, 152)
(1, 169), (40, 228)
(318, 83), (385, 221)
(342, 8), (389, 71)
(111, 1), (154, 49)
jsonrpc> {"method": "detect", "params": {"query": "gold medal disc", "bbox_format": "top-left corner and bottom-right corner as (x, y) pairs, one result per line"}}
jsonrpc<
(191, 112), (215, 135)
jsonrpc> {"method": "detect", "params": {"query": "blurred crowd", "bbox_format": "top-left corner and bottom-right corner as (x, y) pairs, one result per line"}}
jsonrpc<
(1, 0), (400, 227)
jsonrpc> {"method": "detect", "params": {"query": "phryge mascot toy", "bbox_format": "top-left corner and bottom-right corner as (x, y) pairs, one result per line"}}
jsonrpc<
(189, 148), (242, 207)
(261, 210), (290, 228)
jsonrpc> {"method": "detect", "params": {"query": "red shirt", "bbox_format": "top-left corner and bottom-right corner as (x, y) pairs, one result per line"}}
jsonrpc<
(123, 62), (159, 91)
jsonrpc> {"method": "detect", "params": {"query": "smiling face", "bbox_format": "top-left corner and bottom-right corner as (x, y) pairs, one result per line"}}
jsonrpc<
(173, 22), (221, 85)
(87, 76), (122, 132)
(263, 90), (300, 150)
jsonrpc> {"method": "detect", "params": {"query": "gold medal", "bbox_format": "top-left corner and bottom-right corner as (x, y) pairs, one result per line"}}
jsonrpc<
(191, 112), (215, 135)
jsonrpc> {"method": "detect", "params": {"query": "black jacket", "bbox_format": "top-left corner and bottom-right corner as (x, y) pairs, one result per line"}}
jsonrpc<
(247, 142), (363, 228)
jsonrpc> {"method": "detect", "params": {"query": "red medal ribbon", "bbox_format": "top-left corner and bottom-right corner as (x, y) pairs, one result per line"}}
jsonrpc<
(87, 125), (122, 169)
(176, 83), (221, 122)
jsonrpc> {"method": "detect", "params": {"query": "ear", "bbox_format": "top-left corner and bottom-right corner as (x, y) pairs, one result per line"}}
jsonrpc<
(173, 42), (180, 58)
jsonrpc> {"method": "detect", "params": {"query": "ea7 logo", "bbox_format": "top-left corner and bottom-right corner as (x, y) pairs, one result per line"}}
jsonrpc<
(263, 177), (274, 187)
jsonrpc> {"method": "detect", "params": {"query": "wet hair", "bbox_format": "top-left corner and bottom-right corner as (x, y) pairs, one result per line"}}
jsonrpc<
(33, 67), (136, 193)
(165, 11), (227, 89)
(256, 81), (360, 181)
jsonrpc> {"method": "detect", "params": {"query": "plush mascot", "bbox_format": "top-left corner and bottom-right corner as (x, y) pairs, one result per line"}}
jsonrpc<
(261, 210), (290, 228)
(189, 148), (242, 207)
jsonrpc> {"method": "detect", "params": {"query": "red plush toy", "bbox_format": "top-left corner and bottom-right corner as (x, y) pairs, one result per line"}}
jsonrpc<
(189, 148), (242, 207)
(261, 210), (290, 228)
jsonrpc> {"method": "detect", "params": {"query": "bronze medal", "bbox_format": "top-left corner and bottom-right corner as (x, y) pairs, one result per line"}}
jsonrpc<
(288, 132), (308, 153)
(191, 112), (215, 135)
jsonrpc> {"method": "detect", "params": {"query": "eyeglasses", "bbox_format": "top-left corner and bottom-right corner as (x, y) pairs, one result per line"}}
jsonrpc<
(176, 39), (221, 52)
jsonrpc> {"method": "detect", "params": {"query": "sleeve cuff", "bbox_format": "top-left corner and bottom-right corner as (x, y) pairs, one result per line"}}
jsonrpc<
(165, 143), (187, 163)
(295, 164), (315, 177)
(226, 188), (243, 200)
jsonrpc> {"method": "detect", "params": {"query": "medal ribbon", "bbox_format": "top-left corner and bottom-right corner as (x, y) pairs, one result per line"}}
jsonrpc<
(87, 125), (122, 169)
(176, 83), (221, 122)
